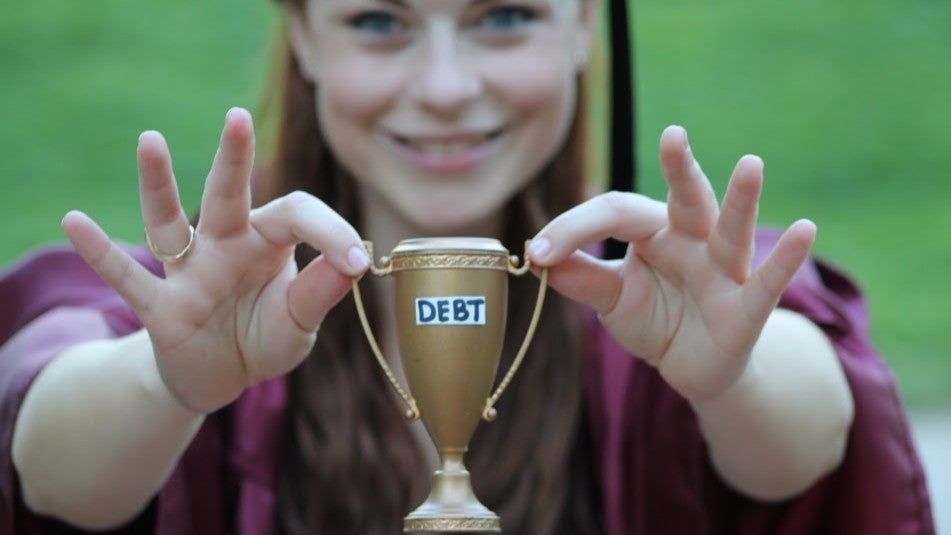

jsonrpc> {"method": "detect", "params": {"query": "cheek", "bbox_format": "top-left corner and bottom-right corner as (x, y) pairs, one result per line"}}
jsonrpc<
(484, 45), (578, 185)
(485, 45), (576, 119)
(313, 62), (399, 187)
(316, 59), (403, 124)
(485, 45), (578, 163)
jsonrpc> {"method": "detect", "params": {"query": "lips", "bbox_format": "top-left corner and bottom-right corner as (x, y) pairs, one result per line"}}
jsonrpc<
(395, 130), (499, 154)
(387, 129), (504, 173)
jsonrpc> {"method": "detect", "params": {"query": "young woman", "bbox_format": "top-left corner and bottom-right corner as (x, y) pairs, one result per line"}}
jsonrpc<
(0, 0), (934, 533)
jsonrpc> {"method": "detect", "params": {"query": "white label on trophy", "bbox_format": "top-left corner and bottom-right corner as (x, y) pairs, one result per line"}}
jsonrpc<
(415, 296), (487, 325)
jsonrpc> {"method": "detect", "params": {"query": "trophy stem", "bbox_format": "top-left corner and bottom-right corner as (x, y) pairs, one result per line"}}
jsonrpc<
(404, 451), (501, 533)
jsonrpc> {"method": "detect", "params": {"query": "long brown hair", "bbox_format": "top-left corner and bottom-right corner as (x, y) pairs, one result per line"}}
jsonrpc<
(259, 11), (602, 533)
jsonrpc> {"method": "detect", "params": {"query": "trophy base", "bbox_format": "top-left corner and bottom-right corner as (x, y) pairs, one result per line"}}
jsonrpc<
(404, 517), (500, 533)
(403, 461), (501, 533)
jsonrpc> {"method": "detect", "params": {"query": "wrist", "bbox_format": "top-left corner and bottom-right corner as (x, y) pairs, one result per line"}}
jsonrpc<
(684, 309), (853, 500)
(689, 348), (763, 415)
(127, 330), (207, 419)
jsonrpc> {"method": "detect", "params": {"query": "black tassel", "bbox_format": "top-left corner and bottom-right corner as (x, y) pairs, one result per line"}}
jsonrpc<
(604, 0), (635, 260)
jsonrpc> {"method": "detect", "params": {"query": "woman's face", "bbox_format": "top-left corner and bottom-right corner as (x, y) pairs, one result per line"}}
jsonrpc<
(290, 0), (595, 235)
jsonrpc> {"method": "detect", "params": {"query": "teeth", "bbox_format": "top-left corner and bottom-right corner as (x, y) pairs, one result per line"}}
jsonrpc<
(406, 137), (485, 155)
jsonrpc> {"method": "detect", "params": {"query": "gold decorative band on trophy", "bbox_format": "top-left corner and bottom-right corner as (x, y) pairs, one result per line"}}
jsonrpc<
(361, 237), (534, 276)
(403, 517), (503, 531)
(385, 251), (510, 272)
(351, 237), (548, 533)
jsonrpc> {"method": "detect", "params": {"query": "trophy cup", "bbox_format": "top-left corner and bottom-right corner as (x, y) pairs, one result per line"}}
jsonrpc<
(352, 237), (548, 533)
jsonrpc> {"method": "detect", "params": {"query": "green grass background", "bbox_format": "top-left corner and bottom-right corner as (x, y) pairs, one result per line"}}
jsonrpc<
(2, 1), (949, 407)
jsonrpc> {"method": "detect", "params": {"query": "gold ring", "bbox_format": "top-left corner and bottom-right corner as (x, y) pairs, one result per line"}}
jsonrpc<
(145, 224), (195, 264)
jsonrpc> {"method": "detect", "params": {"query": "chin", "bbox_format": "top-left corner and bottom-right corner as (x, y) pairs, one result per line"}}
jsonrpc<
(406, 203), (501, 238)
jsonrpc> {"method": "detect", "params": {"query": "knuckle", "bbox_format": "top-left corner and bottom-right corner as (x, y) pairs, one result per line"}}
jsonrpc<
(329, 214), (353, 238)
(153, 204), (184, 227)
(325, 219), (358, 247)
(599, 190), (630, 207)
(271, 191), (357, 250)
(223, 134), (254, 166)
(281, 190), (321, 223)
(598, 190), (635, 219)
(283, 190), (313, 210)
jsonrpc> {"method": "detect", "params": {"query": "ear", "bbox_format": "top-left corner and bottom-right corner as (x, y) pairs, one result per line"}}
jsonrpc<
(575, 0), (602, 69)
(286, 7), (320, 82)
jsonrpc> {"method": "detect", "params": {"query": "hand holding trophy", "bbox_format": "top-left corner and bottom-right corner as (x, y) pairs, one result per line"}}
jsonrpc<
(353, 238), (547, 533)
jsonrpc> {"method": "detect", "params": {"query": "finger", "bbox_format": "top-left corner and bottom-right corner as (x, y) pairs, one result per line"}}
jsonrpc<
(709, 155), (763, 282)
(287, 254), (354, 332)
(198, 107), (254, 238)
(138, 131), (192, 259)
(528, 191), (667, 266)
(542, 250), (623, 315)
(741, 219), (817, 321)
(251, 191), (370, 277)
(62, 211), (160, 314)
(659, 125), (719, 238)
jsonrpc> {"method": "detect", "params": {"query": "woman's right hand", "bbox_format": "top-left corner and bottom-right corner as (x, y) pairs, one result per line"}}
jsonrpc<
(62, 108), (370, 413)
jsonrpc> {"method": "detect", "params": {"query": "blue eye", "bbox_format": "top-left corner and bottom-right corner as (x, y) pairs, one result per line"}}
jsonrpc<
(478, 6), (536, 31)
(347, 11), (404, 36)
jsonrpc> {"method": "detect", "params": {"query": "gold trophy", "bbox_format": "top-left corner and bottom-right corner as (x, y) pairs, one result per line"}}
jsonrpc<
(352, 237), (548, 533)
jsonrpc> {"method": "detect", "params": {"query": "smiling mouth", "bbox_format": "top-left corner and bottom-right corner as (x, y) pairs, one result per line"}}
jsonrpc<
(391, 129), (504, 156)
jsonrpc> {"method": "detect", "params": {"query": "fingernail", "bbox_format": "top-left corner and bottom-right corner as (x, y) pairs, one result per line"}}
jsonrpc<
(528, 238), (550, 262)
(348, 245), (370, 271)
(225, 107), (249, 124)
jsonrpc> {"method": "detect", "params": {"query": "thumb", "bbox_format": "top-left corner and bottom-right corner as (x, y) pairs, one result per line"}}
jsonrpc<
(540, 249), (622, 316)
(286, 254), (356, 333)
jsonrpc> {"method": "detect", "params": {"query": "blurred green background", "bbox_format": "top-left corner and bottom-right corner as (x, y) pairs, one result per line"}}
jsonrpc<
(2, 1), (949, 407)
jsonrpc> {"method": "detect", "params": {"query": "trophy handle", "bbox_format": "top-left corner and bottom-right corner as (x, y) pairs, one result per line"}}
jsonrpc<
(482, 242), (549, 422)
(352, 242), (421, 421)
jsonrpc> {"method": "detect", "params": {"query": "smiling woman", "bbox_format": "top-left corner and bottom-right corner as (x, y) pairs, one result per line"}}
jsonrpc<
(0, 0), (935, 534)
(263, 1), (600, 531)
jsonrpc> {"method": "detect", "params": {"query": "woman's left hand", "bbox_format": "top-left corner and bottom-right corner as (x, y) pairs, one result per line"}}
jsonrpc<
(529, 125), (817, 403)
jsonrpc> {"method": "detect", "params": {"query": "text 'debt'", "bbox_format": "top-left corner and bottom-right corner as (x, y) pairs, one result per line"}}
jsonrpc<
(415, 296), (487, 325)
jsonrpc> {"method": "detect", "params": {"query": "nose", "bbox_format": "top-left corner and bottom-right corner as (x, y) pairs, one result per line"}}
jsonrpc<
(409, 29), (482, 116)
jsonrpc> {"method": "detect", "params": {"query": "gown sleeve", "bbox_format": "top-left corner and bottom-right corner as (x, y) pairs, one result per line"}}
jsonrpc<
(585, 228), (935, 535)
(0, 245), (290, 535)
(0, 245), (164, 533)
